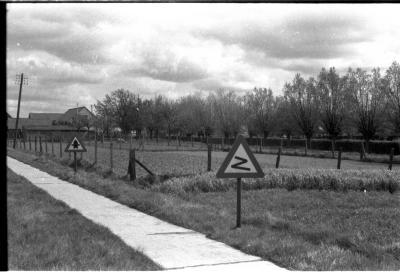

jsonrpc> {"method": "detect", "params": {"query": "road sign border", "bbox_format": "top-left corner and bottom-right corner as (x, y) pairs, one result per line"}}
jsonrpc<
(216, 135), (264, 178)
(65, 136), (87, 152)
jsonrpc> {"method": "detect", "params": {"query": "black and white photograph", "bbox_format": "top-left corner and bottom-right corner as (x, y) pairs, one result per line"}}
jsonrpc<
(5, 2), (400, 271)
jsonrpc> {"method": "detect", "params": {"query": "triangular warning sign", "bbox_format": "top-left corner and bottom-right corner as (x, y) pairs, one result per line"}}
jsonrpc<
(65, 136), (87, 152)
(216, 135), (264, 178)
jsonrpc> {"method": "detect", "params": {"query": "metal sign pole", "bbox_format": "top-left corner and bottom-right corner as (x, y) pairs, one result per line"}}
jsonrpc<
(236, 177), (242, 228)
(74, 152), (77, 173)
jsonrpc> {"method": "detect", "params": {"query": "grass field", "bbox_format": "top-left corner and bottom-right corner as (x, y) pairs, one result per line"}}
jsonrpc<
(9, 139), (399, 179)
(7, 168), (160, 270)
(7, 148), (400, 270)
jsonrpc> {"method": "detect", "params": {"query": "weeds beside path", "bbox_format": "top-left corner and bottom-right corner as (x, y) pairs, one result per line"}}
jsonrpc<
(7, 168), (161, 270)
(7, 148), (400, 270)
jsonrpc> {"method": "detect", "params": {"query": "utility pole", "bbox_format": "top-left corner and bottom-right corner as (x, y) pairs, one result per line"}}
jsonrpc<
(13, 73), (28, 149)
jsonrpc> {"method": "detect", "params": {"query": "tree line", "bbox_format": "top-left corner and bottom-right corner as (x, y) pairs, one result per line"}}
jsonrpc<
(93, 61), (400, 151)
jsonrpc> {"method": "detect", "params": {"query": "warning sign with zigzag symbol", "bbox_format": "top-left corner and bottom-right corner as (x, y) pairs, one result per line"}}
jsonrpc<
(216, 135), (264, 179)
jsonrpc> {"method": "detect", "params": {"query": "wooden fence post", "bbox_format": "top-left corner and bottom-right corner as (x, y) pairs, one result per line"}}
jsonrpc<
(259, 138), (262, 153)
(110, 142), (113, 171)
(51, 136), (54, 155)
(337, 147), (342, 169)
(23, 138), (26, 150)
(94, 134), (98, 164)
(45, 137), (48, 154)
(207, 144), (212, 171)
(128, 149), (136, 181)
(360, 142), (366, 161)
(389, 148), (394, 170)
(276, 146), (281, 168)
(304, 138), (308, 156)
(29, 136), (31, 151)
(60, 138), (63, 158)
(35, 136), (37, 152)
(39, 136), (42, 154)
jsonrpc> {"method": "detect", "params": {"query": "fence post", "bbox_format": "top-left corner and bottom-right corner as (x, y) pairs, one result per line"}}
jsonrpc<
(276, 146), (281, 168)
(337, 147), (342, 169)
(23, 138), (26, 150)
(129, 149), (136, 181)
(60, 138), (62, 158)
(45, 137), (48, 154)
(35, 136), (37, 152)
(360, 142), (366, 161)
(110, 142), (113, 171)
(51, 136), (54, 155)
(304, 138), (308, 156)
(29, 136), (31, 151)
(222, 137), (224, 150)
(259, 138), (262, 153)
(39, 136), (42, 154)
(94, 133), (98, 164)
(207, 144), (212, 171)
(389, 148), (394, 170)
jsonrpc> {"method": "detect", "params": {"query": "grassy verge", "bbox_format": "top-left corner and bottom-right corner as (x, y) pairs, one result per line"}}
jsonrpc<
(7, 169), (161, 270)
(153, 168), (400, 195)
(7, 148), (400, 270)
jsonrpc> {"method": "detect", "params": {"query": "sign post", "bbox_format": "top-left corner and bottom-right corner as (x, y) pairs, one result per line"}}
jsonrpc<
(216, 135), (264, 228)
(64, 136), (87, 173)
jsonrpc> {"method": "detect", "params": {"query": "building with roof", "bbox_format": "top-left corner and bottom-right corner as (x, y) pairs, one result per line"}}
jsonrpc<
(7, 106), (95, 140)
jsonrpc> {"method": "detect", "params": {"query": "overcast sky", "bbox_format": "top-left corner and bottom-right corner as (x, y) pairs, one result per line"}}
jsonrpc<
(6, 3), (400, 117)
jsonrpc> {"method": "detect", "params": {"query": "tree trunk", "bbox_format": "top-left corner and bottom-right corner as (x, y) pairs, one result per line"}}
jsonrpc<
(331, 138), (335, 158)
(304, 137), (309, 156)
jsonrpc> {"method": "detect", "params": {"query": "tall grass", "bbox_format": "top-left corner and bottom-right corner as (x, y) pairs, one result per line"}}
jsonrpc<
(153, 169), (400, 195)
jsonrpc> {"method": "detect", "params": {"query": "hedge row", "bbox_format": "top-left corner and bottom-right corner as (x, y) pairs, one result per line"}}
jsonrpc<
(152, 169), (400, 195)
(184, 137), (400, 155)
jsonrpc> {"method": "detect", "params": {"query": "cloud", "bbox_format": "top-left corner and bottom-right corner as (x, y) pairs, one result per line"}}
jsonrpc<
(7, 50), (105, 86)
(6, 3), (400, 117)
(7, 4), (114, 64)
(196, 12), (370, 62)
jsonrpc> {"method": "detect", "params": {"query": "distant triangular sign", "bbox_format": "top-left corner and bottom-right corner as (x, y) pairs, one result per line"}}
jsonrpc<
(216, 135), (264, 178)
(65, 136), (87, 152)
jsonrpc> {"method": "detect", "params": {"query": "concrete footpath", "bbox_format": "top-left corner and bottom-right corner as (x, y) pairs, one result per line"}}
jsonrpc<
(7, 157), (285, 271)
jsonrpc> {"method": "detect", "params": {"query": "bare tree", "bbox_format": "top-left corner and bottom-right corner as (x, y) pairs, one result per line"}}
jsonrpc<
(244, 88), (277, 138)
(274, 96), (298, 143)
(345, 68), (385, 152)
(284, 74), (319, 154)
(161, 98), (178, 142)
(209, 89), (244, 138)
(383, 61), (400, 134)
(317, 67), (347, 157)
(95, 89), (141, 137)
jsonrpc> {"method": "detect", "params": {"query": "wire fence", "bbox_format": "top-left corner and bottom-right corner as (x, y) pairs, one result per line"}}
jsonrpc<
(7, 135), (399, 179)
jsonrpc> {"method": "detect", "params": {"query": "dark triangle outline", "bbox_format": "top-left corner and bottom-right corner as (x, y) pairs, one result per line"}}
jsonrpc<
(216, 135), (264, 178)
(64, 136), (87, 152)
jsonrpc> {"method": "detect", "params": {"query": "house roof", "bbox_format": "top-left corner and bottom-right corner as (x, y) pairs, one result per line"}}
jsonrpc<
(7, 118), (53, 129)
(23, 125), (90, 131)
(29, 113), (63, 120)
(59, 106), (94, 122)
